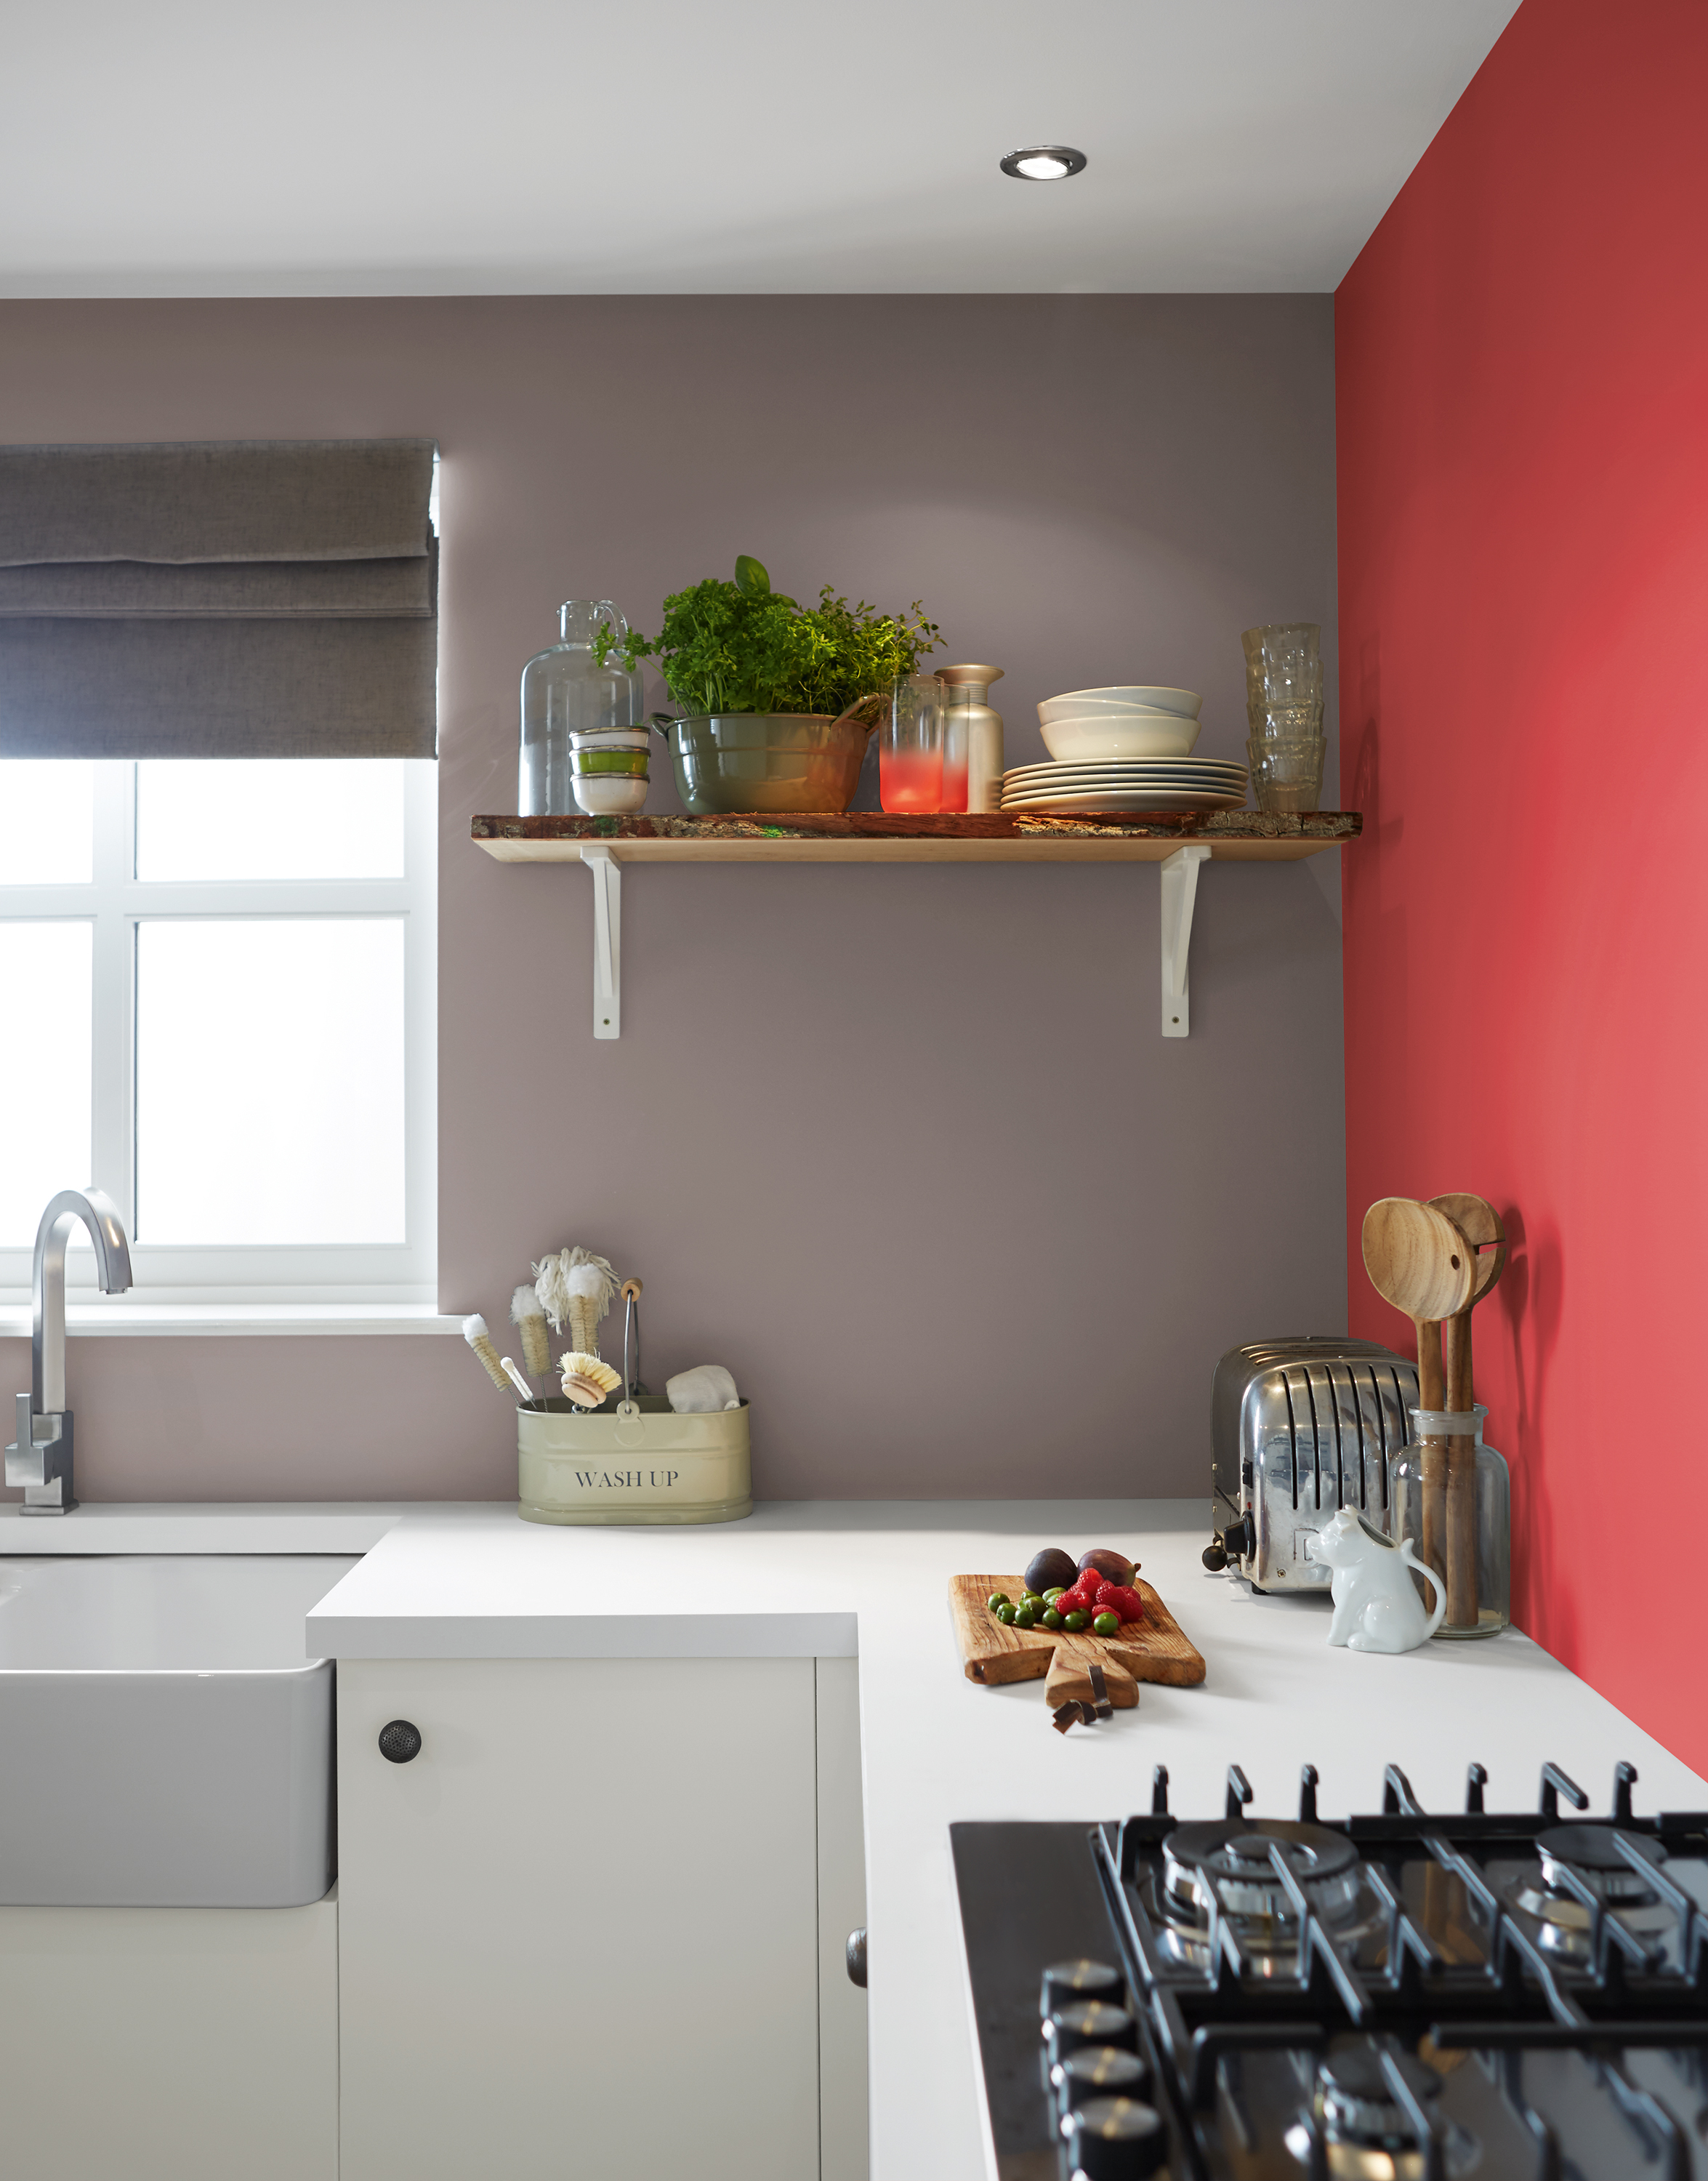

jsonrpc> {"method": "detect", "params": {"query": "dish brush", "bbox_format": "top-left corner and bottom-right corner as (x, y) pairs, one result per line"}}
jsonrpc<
(461, 1314), (511, 1393)
(532, 1247), (618, 1357)
(560, 1352), (621, 1408)
(509, 1285), (552, 1378)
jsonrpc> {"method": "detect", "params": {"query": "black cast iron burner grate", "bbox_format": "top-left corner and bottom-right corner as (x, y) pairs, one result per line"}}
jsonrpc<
(952, 1757), (1708, 2181)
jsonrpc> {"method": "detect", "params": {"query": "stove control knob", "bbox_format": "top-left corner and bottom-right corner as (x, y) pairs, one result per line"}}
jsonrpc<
(1221, 1516), (1254, 1561)
(1065, 2094), (1168, 2178)
(1052, 2044), (1151, 2120)
(1043, 2001), (1137, 2070)
(1039, 1959), (1121, 2017)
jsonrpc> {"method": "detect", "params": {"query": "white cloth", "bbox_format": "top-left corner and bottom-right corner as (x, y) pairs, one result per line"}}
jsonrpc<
(666, 1364), (741, 1414)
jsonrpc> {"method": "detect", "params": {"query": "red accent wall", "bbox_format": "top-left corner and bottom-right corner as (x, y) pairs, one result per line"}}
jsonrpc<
(1338, 0), (1708, 1769)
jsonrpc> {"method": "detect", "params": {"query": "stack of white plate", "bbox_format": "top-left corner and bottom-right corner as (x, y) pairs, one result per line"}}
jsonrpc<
(1001, 757), (1246, 814)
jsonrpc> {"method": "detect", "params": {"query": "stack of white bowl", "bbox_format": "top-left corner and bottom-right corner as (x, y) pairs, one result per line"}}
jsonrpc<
(1004, 686), (1246, 813)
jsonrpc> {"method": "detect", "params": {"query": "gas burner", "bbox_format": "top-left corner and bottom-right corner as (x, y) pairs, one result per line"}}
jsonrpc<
(1283, 2042), (1467, 2180)
(1504, 1823), (1675, 1955)
(1163, 1820), (1362, 1928)
(1535, 1823), (1666, 1903)
(953, 1755), (1708, 2181)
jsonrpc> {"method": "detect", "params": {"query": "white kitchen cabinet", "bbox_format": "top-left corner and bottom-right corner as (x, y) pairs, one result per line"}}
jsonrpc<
(339, 1653), (865, 2181)
(816, 1655), (870, 2181)
(0, 1895), (338, 2180)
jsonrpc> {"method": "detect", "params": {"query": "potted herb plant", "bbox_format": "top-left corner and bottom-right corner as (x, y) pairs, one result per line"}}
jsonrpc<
(602, 556), (940, 814)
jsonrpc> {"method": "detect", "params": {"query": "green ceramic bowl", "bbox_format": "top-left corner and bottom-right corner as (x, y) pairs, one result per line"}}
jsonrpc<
(667, 713), (874, 815)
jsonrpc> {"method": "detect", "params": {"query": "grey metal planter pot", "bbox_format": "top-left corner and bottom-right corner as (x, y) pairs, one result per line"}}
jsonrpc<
(666, 712), (875, 815)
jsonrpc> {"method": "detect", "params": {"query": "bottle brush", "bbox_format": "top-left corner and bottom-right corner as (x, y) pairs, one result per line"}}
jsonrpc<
(532, 1247), (618, 1358)
(509, 1285), (552, 1378)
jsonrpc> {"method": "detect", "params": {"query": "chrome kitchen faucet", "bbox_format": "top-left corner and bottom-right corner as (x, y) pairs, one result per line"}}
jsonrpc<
(5, 1188), (132, 1514)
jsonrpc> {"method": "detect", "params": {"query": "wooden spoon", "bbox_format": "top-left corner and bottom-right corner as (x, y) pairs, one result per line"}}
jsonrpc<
(1361, 1198), (1475, 1592)
(1427, 1194), (1508, 1631)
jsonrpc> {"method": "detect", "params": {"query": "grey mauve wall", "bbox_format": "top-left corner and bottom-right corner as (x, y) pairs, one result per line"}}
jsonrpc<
(0, 295), (1344, 1502)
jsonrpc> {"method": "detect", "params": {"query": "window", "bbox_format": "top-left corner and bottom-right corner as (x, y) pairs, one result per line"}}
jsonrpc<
(0, 757), (435, 1303)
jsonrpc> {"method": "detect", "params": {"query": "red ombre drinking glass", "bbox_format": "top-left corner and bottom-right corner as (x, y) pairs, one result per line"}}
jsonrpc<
(881, 674), (943, 812)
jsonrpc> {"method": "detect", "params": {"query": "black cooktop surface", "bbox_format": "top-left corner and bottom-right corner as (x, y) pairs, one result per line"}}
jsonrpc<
(953, 1759), (1708, 2180)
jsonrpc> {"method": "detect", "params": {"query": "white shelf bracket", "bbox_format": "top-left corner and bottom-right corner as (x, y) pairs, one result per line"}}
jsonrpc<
(1159, 845), (1210, 1037)
(580, 843), (621, 1038)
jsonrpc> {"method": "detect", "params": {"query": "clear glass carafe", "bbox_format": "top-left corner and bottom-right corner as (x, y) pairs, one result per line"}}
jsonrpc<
(1389, 1403), (1510, 1639)
(520, 601), (644, 816)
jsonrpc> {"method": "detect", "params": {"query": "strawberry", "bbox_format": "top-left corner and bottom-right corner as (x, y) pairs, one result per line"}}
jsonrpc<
(1097, 1582), (1144, 1623)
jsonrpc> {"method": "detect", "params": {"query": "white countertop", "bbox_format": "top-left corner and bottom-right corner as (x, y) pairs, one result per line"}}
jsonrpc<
(9, 1496), (1705, 2181)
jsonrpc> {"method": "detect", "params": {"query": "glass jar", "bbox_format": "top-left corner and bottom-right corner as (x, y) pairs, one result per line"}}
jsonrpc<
(1388, 1403), (1510, 1639)
(520, 601), (644, 816)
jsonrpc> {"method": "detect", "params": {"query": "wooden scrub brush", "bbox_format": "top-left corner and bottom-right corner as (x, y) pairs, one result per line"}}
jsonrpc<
(560, 1353), (621, 1408)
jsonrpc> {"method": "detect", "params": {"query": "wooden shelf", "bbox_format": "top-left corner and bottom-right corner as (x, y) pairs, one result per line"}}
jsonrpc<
(470, 810), (1360, 865)
(471, 810), (1360, 1043)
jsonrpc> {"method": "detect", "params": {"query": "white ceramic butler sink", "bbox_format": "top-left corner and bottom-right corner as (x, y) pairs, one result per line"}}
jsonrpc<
(0, 1554), (357, 1908)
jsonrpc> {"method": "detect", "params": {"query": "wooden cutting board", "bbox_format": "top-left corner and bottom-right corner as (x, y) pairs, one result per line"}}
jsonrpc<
(949, 1574), (1206, 1689)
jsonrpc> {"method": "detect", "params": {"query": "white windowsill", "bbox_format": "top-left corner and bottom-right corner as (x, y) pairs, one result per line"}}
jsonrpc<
(0, 1302), (465, 1338)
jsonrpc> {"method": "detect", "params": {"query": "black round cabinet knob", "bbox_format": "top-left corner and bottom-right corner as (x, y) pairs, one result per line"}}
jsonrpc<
(845, 1928), (868, 1988)
(378, 1719), (422, 1764)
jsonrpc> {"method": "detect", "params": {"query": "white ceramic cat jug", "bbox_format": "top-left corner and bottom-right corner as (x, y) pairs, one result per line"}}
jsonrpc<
(1305, 1508), (1446, 1654)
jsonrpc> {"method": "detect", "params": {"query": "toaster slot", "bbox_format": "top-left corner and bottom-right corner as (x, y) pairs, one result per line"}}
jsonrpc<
(1303, 1364), (1348, 1513)
(1286, 1366), (1326, 1511)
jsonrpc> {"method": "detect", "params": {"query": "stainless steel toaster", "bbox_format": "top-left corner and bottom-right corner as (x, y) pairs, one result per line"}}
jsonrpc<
(1207, 1337), (1419, 1593)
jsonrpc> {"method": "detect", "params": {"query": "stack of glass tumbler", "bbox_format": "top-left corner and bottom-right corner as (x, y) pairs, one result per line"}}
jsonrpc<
(1241, 622), (1324, 812)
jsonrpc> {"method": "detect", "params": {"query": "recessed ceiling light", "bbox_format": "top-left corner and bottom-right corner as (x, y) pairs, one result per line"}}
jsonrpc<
(999, 146), (1088, 182)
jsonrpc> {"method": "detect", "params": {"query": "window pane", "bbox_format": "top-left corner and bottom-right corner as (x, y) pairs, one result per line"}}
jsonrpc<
(0, 923), (92, 1245)
(135, 760), (406, 881)
(136, 919), (406, 1244)
(0, 761), (94, 884)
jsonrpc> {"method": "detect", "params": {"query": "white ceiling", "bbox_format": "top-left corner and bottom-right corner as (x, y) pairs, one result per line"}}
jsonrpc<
(1, 0), (1519, 297)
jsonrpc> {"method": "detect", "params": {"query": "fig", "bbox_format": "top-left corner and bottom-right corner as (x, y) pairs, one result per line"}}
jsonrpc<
(1024, 1547), (1079, 1595)
(1077, 1547), (1135, 1587)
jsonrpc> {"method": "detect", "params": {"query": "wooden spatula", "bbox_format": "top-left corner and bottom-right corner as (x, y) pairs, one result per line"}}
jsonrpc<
(1427, 1193), (1508, 1631)
(1361, 1198), (1475, 1597)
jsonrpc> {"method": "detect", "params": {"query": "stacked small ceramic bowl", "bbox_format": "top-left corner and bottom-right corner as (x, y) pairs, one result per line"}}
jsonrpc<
(1242, 624), (1324, 812)
(1009, 686), (1246, 812)
(571, 726), (650, 815)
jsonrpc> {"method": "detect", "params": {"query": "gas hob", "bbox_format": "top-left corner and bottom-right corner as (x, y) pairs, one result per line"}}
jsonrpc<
(951, 1759), (1708, 2180)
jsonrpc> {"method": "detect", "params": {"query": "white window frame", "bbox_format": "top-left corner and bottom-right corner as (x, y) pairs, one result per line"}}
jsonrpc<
(0, 759), (437, 1306)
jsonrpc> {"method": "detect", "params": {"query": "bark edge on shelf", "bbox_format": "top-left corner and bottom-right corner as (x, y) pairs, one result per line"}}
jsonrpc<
(470, 810), (1361, 864)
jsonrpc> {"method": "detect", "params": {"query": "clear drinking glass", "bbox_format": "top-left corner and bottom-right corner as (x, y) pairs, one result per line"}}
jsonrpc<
(1388, 1404), (1510, 1639)
(520, 601), (644, 816)
(1246, 700), (1325, 743)
(882, 675), (943, 812)
(1247, 737), (1326, 812)
(1241, 622), (1323, 712)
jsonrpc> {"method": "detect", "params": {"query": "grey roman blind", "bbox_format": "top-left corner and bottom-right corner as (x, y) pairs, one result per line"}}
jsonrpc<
(0, 438), (438, 759)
